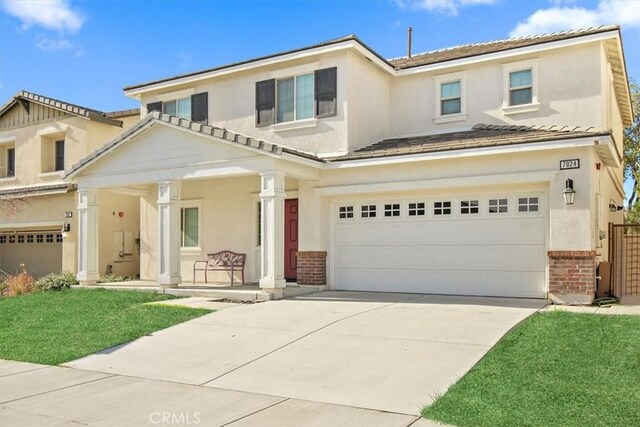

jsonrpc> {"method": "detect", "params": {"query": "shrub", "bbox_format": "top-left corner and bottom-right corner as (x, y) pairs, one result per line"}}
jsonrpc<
(3, 272), (35, 296)
(35, 272), (78, 292)
(98, 274), (137, 283)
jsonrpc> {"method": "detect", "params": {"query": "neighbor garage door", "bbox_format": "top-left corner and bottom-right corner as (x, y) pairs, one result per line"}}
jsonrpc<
(0, 232), (63, 278)
(332, 192), (546, 298)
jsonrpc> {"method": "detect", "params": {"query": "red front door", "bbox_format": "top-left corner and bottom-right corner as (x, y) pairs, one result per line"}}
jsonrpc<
(284, 199), (298, 281)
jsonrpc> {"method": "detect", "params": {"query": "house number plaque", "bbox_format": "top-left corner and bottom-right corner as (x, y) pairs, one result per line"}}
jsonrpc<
(560, 159), (580, 170)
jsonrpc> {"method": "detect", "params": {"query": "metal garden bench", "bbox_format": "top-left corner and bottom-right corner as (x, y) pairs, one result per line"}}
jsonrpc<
(193, 251), (246, 286)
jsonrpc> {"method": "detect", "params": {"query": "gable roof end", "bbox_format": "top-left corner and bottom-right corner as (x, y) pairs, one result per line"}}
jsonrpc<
(64, 111), (323, 180)
(0, 90), (124, 127)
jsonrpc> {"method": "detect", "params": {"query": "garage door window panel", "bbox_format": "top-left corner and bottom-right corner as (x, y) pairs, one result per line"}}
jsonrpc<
(489, 199), (508, 214)
(408, 202), (426, 216)
(361, 205), (377, 218)
(434, 201), (452, 215)
(518, 197), (539, 212)
(384, 204), (401, 217)
(338, 206), (354, 219)
(461, 200), (479, 215)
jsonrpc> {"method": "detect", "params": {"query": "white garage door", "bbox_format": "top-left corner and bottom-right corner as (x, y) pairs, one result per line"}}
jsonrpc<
(0, 232), (63, 278)
(332, 192), (546, 298)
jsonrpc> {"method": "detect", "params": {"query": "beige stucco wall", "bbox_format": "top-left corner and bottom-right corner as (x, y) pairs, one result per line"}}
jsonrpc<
(389, 43), (604, 137)
(98, 191), (140, 277)
(135, 40), (614, 158)
(140, 51), (351, 157)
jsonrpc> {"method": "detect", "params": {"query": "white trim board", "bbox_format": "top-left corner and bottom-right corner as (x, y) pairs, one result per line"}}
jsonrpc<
(313, 170), (558, 196)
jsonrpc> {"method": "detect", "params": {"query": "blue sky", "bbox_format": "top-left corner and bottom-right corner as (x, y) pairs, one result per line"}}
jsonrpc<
(0, 0), (638, 194)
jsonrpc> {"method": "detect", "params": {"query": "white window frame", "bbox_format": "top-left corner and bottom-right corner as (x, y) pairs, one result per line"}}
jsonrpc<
(433, 201), (452, 216)
(517, 196), (540, 213)
(361, 204), (377, 219)
(407, 201), (426, 217)
(502, 59), (540, 115)
(434, 71), (467, 124)
(180, 200), (202, 254)
(275, 72), (315, 124)
(488, 198), (509, 214)
(163, 96), (191, 119)
(460, 200), (479, 215)
(383, 203), (401, 218)
(338, 205), (355, 220)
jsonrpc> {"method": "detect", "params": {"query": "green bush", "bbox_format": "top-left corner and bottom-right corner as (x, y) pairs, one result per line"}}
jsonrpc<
(98, 274), (137, 283)
(35, 272), (78, 292)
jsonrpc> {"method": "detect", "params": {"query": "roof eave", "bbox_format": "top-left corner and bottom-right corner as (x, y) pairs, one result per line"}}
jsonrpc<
(123, 38), (394, 97)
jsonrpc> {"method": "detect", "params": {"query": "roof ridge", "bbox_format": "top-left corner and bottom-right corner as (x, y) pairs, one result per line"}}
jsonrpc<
(388, 25), (617, 61)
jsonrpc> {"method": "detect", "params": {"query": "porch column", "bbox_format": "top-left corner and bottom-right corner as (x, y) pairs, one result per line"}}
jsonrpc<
(259, 171), (286, 297)
(157, 180), (182, 286)
(77, 188), (99, 284)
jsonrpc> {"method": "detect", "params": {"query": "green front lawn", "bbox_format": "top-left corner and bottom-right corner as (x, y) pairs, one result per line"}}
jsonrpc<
(423, 311), (640, 427)
(0, 289), (211, 365)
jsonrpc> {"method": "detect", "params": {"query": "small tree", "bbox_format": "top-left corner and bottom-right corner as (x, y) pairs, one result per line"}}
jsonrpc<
(624, 80), (640, 223)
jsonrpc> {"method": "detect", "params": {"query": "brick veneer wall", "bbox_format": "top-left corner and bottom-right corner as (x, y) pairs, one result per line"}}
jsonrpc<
(296, 251), (327, 286)
(548, 251), (596, 296)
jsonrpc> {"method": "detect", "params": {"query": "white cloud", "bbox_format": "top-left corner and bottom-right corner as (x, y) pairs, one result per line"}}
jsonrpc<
(510, 0), (640, 37)
(2, 0), (84, 33)
(36, 36), (72, 51)
(395, 0), (497, 16)
(36, 34), (84, 57)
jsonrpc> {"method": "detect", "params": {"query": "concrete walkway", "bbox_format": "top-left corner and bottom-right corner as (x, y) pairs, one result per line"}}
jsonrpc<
(1, 291), (545, 426)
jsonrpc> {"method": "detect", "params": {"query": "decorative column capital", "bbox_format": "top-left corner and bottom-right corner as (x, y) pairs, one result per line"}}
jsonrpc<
(157, 180), (182, 204)
(259, 171), (286, 199)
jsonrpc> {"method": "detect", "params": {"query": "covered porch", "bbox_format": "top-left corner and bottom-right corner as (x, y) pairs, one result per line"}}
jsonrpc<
(64, 112), (322, 299)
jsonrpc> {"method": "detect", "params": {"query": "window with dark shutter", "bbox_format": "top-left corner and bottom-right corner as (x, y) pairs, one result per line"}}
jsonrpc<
(315, 67), (337, 118)
(256, 79), (275, 126)
(147, 101), (163, 113)
(191, 92), (208, 123)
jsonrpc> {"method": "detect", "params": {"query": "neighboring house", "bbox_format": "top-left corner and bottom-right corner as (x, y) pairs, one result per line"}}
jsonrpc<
(0, 91), (141, 278)
(63, 25), (631, 304)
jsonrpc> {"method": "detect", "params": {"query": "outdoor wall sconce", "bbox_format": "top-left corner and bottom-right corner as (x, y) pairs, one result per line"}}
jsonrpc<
(62, 223), (71, 232)
(609, 200), (624, 212)
(563, 179), (576, 205)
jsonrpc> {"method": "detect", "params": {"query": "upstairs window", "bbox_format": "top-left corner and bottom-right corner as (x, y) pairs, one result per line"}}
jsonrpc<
(440, 81), (461, 115)
(276, 73), (314, 123)
(146, 92), (208, 123)
(163, 97), (191, 119)
(54, 140), (65, 171)
(6, 147), (15, 177)
(509, 69), (533, 106)
(256, 67), (337, 126)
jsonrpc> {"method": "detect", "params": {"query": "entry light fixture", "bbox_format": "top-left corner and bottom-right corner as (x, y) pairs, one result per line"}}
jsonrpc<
(563, 179), (575, 205)
(609, 200), (624, 213)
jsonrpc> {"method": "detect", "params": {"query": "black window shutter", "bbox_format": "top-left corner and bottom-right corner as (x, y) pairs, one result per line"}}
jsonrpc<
(315, 67), (337, 118)
(191, 92), (208, 123)
(255, 79), (275, 127)
(147, 101), (163, 113)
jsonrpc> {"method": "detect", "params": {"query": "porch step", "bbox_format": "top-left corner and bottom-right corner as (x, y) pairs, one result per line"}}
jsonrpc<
(163, 287), (272, 302)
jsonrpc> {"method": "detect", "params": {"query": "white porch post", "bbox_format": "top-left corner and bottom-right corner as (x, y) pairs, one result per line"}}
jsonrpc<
(259, 171), (286, 297)
(157, 180), (182, 286)
(77, 188), (99, 284)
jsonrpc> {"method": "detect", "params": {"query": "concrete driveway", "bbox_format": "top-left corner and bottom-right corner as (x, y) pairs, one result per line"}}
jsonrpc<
(64, 291), (545, 415)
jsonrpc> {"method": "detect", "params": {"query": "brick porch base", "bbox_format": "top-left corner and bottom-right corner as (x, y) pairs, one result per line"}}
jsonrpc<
(296, 251), (327, 286)
(548, 250), (596, 304)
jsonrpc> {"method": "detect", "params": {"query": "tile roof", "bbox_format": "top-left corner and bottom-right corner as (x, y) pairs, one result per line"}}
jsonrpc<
(0, 91), (125, 126)
(328, 124), (610, 162)
(64, 111), (322, 179)
(104, 108), (140, 118)
(389, 25), (619, 69)
(123, 26), (620, 92)
(0, 182), (76, 198)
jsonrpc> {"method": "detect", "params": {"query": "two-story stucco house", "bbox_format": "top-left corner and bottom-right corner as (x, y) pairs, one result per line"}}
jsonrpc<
(62, 25), (632, 304)
(0, 92), (140, 278)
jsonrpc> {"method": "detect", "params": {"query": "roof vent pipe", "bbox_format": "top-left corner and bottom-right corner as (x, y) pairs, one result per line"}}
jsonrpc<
(407, 27), (413, 58)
